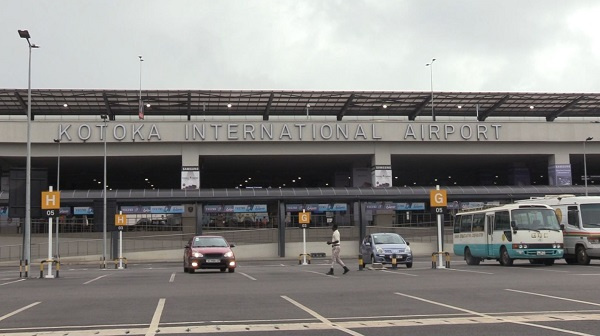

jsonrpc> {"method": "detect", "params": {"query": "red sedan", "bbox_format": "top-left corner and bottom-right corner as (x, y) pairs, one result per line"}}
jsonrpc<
(183, 235), (236, 273)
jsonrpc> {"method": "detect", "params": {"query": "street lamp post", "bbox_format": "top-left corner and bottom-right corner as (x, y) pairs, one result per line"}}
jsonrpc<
(53, 139), (61, 258)
(101, 114), (108, 268)
(18, 30), (39, 275)
(425, 58), (436, 122)
(138, 55), (144, 119)
(584, 137), (593, 196)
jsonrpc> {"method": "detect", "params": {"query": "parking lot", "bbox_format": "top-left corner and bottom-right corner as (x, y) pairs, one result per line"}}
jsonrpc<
(2, 257), (600, 336)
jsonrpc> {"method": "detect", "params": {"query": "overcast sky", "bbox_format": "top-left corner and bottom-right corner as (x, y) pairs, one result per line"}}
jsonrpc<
(2, 1), (600, 92)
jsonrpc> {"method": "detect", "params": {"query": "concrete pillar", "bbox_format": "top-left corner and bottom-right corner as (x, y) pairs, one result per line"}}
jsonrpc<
(548, 153), (572, 186)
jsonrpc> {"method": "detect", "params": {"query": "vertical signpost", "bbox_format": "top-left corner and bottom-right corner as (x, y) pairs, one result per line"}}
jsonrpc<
(298, 209), (311, 265)
(430, 186), (447, 269)
(115, 212), (127, 270)
(41, 187), (60, 278)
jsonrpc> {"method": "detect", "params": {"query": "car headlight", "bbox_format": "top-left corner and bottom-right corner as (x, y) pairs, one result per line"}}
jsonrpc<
(376, 246), (384, 254)
(405, 246), (411, 253)
(193, 252), (203, 258)
(224, 251), (234, 258)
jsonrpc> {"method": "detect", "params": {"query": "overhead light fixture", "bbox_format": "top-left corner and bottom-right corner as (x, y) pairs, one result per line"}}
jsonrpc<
(145, 103), (151, 108)
(63, 103), (68, 108)
(530, 105), (534, 109)
(457, 105), (462, 109)
(382, 104), (388, 109)
(227, 103), (232, 108)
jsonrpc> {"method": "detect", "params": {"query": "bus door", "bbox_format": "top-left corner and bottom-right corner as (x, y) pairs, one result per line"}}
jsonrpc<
(486, 214), (495, 256)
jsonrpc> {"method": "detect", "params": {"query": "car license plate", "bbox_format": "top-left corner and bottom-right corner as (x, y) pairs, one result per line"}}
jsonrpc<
(537, 251), (546, 255)
(207, 259), (220, 263)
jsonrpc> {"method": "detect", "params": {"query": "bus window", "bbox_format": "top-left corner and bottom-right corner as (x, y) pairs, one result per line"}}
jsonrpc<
(495, 211), (510, 230)
(454, 215), (462, 233)
(461, 215), (473, 232)
(472, 213), (485, 231)
(567, 206), (580, 228)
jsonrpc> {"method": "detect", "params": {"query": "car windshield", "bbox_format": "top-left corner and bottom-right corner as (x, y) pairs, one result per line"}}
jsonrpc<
(192, 237), (228, 247)
(372, 234), (404, 245)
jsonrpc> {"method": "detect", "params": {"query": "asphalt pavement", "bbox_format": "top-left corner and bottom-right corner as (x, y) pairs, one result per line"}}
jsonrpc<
(1, 257), (600, 336)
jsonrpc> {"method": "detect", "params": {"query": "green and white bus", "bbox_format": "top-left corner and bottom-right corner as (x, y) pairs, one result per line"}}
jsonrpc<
(517, 195), (600, 265)
(453, 204), (564, 266)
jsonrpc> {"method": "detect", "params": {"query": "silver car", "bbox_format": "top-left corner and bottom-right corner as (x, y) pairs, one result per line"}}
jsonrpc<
(360, 233), (413, 268)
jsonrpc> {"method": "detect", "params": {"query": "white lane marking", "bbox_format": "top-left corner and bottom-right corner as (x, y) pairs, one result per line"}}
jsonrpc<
(506, 289), (600, 307)
(239, 272), (257, 281)
(395, 292), (593, 336)
(169, 273), (176, 283)
(574, 273), (600, 276)
(380, 270), (418, 277)
(146, 298), (166, 336)
(0, 302), (41, 322)
(304, 270), (338, 278)
(83, 274), (110, 285)
(0, 279), (26, 286)
(281, 296), (364, 336)
(4, 310), (600, 335)
(444, 268), (494, 275)
(525, 268), (570, 273)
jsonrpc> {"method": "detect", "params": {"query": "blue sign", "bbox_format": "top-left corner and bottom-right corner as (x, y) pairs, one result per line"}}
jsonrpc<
(365, 202), (426, 211)
(74, 207), (94, 215)
(0, 206), (7, 216)
(204, 204), (268, 213)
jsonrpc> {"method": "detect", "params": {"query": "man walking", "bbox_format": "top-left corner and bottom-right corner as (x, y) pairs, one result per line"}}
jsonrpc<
(326, 224), (349, 275)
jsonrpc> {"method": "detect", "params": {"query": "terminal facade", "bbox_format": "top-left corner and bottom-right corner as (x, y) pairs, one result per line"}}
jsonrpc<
(0, 89), (599, 257)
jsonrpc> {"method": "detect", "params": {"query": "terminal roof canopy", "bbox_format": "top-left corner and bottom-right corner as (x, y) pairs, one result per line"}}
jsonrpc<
(2, 89), (600, 121)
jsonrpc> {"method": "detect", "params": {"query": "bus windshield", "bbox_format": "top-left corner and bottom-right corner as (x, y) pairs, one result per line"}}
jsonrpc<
(512, 208), (560, 231)
(580, 204), (600, 228)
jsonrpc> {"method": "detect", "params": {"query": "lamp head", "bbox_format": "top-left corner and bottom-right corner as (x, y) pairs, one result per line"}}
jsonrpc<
(18, 30), (31, 39)
(587, 137), (594, 141)
(100, 114), (108, 120)
(53, 139), (60, 143)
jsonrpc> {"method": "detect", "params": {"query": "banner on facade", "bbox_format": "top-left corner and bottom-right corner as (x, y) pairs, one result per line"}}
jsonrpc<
(372, 165), (392, 188)
(181, 166), (200, 190)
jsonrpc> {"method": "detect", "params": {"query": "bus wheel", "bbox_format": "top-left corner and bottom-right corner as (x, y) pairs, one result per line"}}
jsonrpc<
(465, 248), (480, 265)
(565, 256), (577, 264)
(500, 247), (513, 266)
(576, 246), (591, 265)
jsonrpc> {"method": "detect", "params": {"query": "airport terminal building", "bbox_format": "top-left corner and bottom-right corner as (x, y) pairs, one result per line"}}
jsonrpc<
(1, 89), (599, 259)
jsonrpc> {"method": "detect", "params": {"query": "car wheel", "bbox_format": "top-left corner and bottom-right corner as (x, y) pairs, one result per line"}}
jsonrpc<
(576, 246), (591, 265)
(465, 248), (480, 266)
(220, 268), (226, 272)
(228, 268), (235, 273)
(184, 266), (188, 273)
(370, 255), (376, 265)
(500, 247), (513, 266)
(406, 262), (413, 268)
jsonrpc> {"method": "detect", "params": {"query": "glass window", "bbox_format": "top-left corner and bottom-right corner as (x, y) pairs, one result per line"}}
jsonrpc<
(461, 215), (473, 232)
(472, 214), (485, 232)
(568, 206), (580, 228)
(454, 215), (462, 233)
(495, 211), (510, 231)
(512, 208), (560, 230)
(579, 204), (600, 228)
(192, 236), (228, 247)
